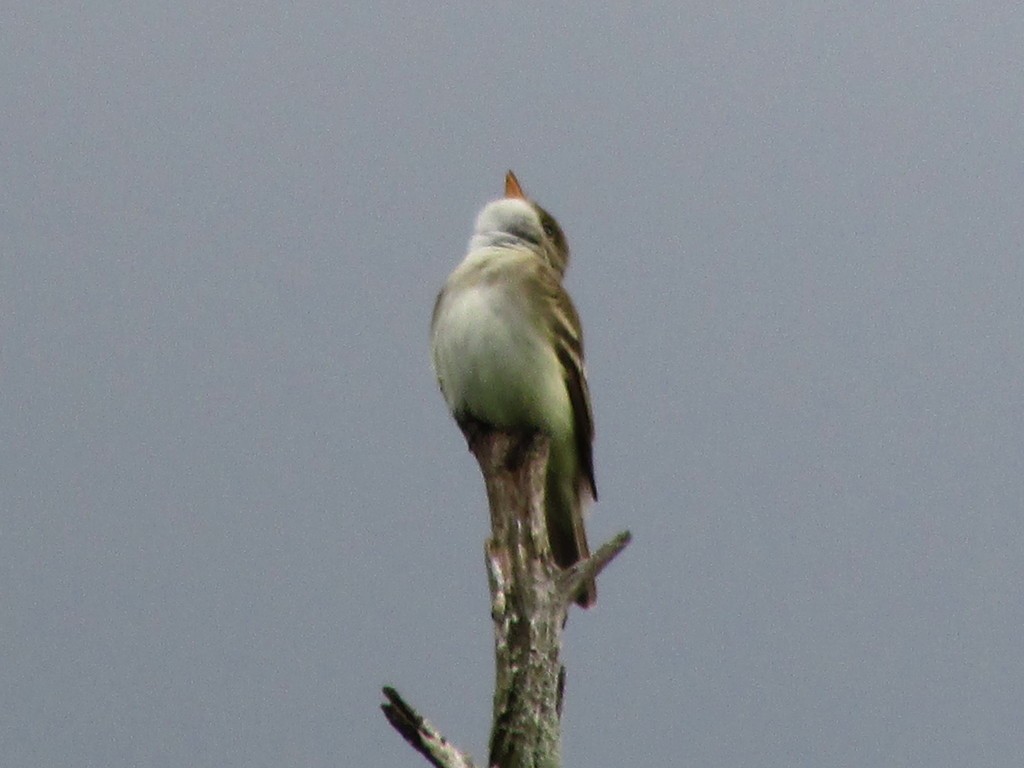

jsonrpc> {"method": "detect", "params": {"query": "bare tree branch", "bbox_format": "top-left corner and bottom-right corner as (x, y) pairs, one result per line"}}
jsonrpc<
(383, 431), (631, 767)
(380, 687), (478, 768)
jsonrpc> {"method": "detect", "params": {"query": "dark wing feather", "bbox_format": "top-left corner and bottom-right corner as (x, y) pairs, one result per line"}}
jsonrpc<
(541, 271), (597, 501)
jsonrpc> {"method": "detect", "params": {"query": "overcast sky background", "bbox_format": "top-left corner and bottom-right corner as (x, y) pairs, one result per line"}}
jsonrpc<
(3, 3), (1023, 767)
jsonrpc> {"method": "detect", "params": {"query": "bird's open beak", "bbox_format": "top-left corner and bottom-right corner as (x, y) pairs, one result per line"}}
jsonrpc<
(504, 170), (526, 199)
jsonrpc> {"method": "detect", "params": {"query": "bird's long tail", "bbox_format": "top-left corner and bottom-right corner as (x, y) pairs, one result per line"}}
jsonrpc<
(545, 452), (596, 608)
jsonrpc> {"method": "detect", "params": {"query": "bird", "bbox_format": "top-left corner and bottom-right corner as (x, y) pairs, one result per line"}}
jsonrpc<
(430, 171), (597, 607)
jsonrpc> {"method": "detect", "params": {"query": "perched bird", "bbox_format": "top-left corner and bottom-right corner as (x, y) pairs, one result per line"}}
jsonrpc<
(430, 171), (597, 607)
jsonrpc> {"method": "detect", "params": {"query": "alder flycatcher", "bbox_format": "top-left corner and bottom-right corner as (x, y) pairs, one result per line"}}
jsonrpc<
(430, 171), (597, 607)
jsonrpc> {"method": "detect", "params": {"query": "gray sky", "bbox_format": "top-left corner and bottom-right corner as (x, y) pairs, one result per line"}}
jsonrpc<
(3, 2), (1023, 766)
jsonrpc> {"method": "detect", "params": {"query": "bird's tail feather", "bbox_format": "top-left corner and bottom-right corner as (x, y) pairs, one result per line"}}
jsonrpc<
(545, 461), (596, 608)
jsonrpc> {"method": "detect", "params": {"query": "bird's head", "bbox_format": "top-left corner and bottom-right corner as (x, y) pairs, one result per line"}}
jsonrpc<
(471, 171), (570, 277)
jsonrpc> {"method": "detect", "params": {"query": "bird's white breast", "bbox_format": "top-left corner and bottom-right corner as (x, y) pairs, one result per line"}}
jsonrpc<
(431, 250), (570, 436)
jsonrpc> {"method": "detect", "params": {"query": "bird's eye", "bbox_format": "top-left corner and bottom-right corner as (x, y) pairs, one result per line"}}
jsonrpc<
(542, 220), (557, 238)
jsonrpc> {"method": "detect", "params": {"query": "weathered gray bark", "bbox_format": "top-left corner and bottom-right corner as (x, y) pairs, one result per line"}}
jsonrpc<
(382, 431), (630, 768)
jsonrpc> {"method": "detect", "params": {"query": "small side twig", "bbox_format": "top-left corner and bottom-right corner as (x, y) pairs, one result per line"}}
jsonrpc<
(380, 687), (478, 768)
(558, 531), (632, 608)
